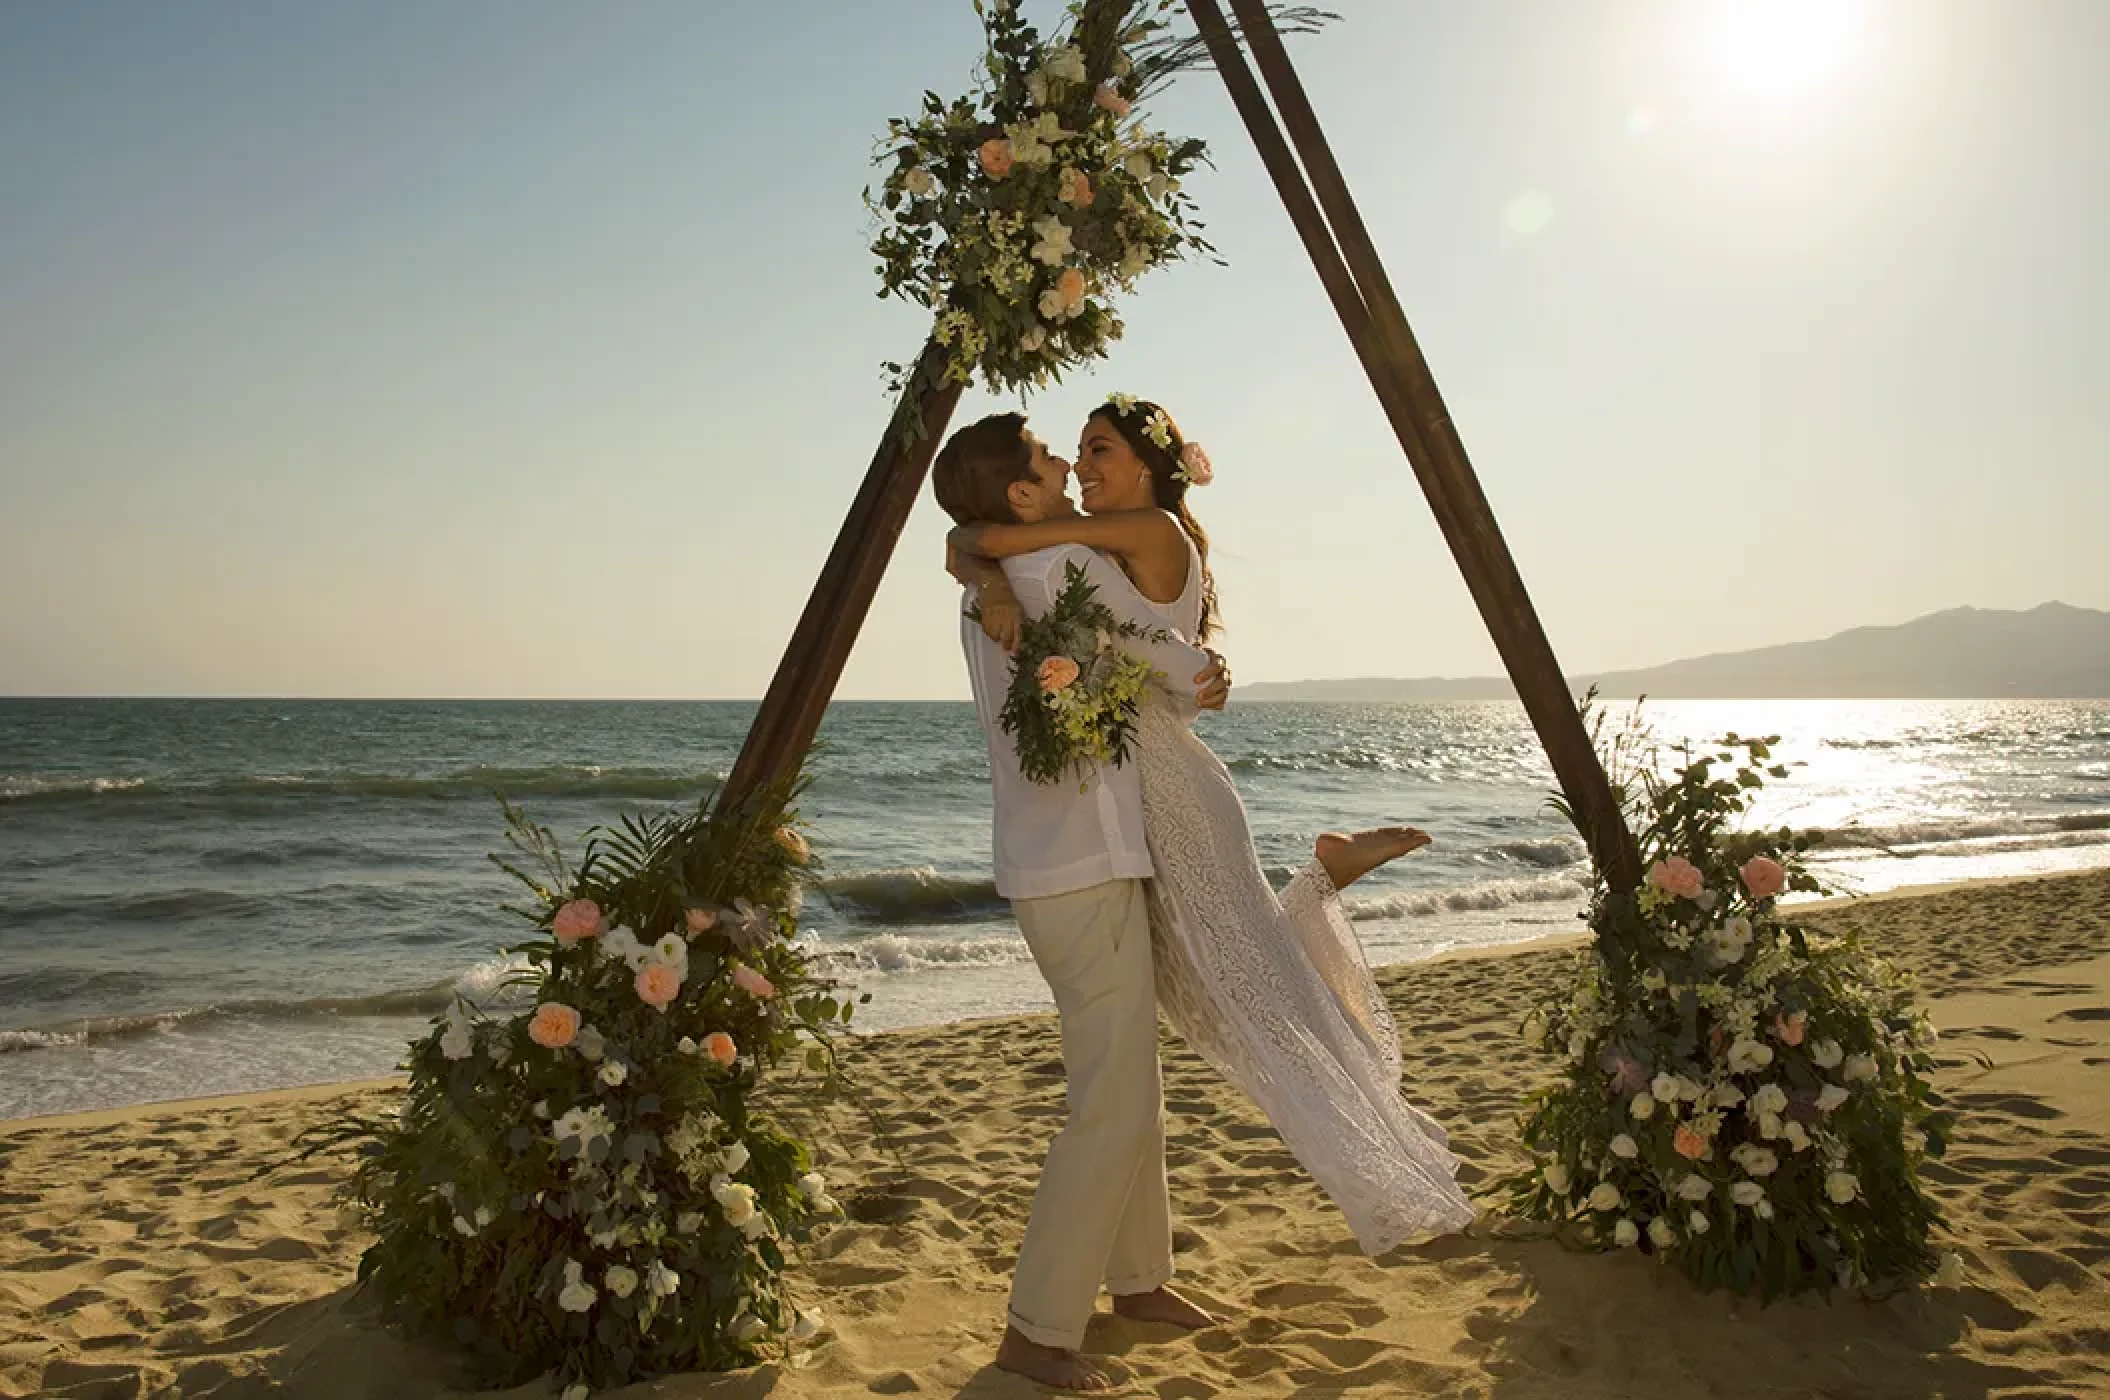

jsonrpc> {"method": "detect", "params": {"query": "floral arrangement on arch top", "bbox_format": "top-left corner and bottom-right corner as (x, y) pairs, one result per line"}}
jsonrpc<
(868, 0), (1333, 397)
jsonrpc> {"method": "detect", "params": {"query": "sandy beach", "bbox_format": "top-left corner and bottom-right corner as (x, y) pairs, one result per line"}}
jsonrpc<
(6, 869), (2109, 1399)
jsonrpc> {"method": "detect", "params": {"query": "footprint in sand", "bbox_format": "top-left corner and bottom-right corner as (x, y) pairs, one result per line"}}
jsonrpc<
(2051, 1006), (2110, 1022)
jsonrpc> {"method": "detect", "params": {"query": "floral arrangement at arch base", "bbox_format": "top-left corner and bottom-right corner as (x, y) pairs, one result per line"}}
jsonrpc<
(334, 776), (859, 1393)
(868, 0), (1332, 411)
(1501, 709), (1957, 1300)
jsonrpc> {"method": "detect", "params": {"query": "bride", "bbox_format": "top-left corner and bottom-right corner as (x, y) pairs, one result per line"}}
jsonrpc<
(948, 398), (1475, 1255)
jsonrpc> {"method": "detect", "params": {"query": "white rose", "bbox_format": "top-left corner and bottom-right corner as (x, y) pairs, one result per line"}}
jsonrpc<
(1843, 1053), (1878, 1084)
(1817, 1083), (1850, 1113)
(652, 934), (688, 973)
(575, 1026), (605, 1062)
(1588, 1182), (1623, 1212)
(558, 1279), (597, 1313)
(1727, 1038), (1775, 1073)
(1711, 1081), (1746, 1109)
(1609, 1134), (1640, 1160)
(1811, 1039), (1845, 1070)
(1688, 1208), (1712, 1235)
(1613, 1218), (1640, 1248)
(791, 1311), (824, 1342)
(1630, 1093), (1656, 1121)
(1750, 1084), (1790, 1118)
(1758, 1111), (1784, 1141)
(720, 1141), (751, 1176)
(730, 1313), (767, 1343)
(713, 1179), (758, 1227)
(1676, 1174), (1714, 1202)
(1825, 1171), (1860, 1204)
(604, 1265), (638, 1299)
(1934, 1252), (1966, 1288)
(598, 1061), (627, 1088)
(1731, 1181), (1766, 1208)
(1784, 1121), (1812, 1152)
(902, 167), (936, 198)
(797, 1171), (828, 1200)
(1743, 1147), (1780, 1178)
(1651, 1073), (1681, 1104)
(676, 1211), (703, 1234)
(440, 1020), (475, 1062)
(677, 1036), (699, 1056)
(646, 1261), (680, 1298)
(1019, 326), (1048, 353)
(1029, 215), (1074, 266)
(741, 1211), (772, 1240)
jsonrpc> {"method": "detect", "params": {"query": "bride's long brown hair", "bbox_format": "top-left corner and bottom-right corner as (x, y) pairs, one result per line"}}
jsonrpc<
(1092, 399), (1218, 642)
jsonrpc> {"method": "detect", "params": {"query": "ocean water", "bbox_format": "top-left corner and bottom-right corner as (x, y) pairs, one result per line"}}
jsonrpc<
(4, 697), (2108, 1121)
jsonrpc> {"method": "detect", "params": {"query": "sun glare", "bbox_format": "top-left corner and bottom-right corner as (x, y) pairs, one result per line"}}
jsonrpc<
(1704, 0), (1863, 102)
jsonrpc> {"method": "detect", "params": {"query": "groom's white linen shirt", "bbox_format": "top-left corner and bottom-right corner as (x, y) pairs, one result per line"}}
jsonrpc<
(963, 544), (1213, 902)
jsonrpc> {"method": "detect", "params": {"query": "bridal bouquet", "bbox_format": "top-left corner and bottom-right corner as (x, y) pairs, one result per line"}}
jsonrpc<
(1000, 562), (1171, 784)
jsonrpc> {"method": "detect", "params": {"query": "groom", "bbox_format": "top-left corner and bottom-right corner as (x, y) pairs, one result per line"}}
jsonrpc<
(933, 413), (1226, 1391)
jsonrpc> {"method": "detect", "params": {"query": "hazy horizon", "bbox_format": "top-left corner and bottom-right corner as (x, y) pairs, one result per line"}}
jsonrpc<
(5, 1), (2107, 702)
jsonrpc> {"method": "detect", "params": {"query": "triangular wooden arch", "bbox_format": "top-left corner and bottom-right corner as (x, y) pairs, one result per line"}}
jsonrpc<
(719, 0), (1643, 897)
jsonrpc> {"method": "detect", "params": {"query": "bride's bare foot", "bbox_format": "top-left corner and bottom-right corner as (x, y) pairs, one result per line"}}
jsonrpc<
(1111, 1284), (1216, 1329)
(1315, 826), (1431, 890)
(994, 1327), (1122, 1392)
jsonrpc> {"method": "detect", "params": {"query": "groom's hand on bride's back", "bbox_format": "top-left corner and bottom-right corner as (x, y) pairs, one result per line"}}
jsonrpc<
(1195, 650), (1232, 711)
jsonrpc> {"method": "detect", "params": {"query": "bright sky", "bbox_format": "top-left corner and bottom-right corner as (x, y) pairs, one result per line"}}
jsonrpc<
(3, 1), (2106, 700)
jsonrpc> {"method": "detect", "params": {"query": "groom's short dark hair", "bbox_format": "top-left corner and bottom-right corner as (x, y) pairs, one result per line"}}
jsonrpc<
(932, 413), (1033, 526)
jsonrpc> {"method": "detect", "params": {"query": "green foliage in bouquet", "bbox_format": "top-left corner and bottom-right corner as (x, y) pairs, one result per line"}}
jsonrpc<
(1000, 560), (1171, 784)
(1501, 708), (1953, 1300)
(337, 777), (857, 1391)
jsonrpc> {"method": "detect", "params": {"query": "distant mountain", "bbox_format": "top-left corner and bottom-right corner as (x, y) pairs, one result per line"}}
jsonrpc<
(1236, 603), (2110, 702)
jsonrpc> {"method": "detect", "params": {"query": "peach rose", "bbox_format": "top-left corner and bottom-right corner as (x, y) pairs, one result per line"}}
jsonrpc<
(731, 965), (776, 1001)
(1741, 856), (1788, 900)
(685, 905), (718, 937)
(1772, 1010), (1807, 1047)
(551, 899), (605, 944)
(977, 137), (1014, 179)
(1056, 267), (1086, 304)
(703, 1031), (738, 1066)
(1673, 1125), (1712, 1161)
(1646, 855), (1705, 901)
(1038, 655), (1081, 693)
(635, 963), (682, 1010)
(1058, 167), (1093, 208)
(774, 826), (811, 865)
(1093, 83), (1131, 118)
(527, 1001), (582, 1049)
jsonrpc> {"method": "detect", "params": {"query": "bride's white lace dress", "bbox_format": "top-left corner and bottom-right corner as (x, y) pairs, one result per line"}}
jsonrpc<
(1133, 541), (1475, 1254)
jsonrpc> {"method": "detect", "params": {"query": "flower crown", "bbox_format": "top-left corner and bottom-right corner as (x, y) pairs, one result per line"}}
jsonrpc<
(1108, 394), (1213, 486)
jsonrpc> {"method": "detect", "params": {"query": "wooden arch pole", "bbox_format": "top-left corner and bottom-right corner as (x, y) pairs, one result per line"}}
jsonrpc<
(716, 338), (965, 817)
(1190, 0), (1643, 892)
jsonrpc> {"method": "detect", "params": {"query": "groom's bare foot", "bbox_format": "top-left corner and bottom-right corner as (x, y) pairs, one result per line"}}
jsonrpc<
(1111, 1285), (1216, 1329)
(994, 1326), (1121, 1392)
(1316, 827), (1431, 890)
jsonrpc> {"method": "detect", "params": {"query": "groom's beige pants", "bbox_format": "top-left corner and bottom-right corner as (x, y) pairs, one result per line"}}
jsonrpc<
(1006, 877), (1174, 1350)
